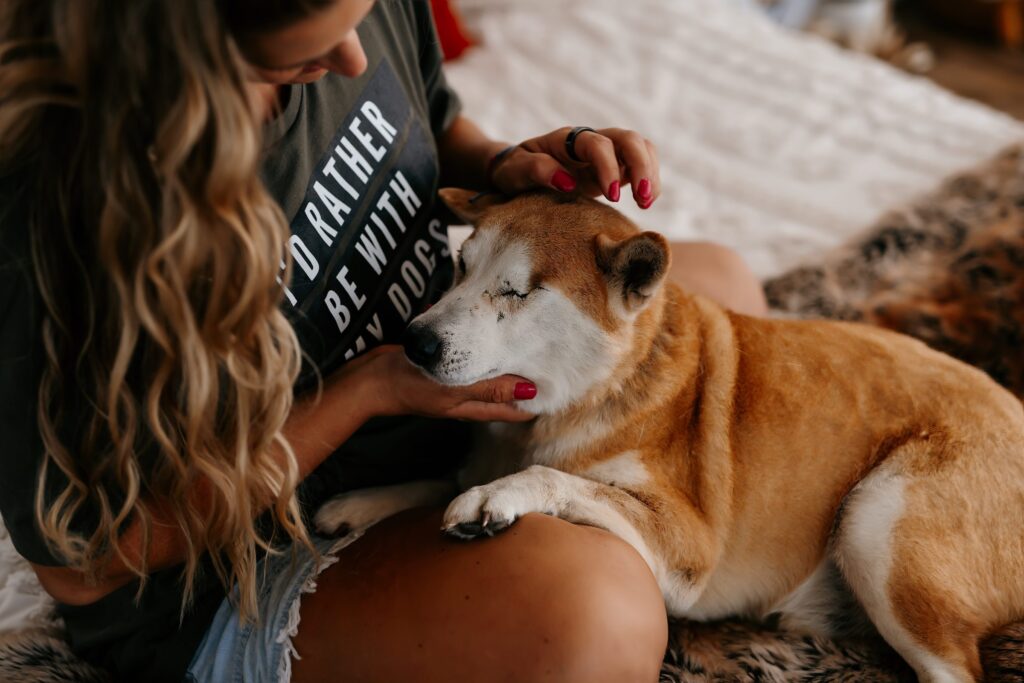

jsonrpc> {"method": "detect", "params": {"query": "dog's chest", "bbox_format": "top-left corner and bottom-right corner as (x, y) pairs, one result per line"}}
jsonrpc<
(525, 418), (615, 468)
(461, 419), (650, 490)
(578, 451), (652, 488)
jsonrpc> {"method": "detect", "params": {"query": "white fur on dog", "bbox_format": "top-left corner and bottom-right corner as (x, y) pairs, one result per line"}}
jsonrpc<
(530, 418), (615, 467)
(833, 468), (969, 682)
(772, 560), (853, 637)
(582, 451), (651, 488)
(415, 232), (616, 414)
(689, 555), (791, 621)
(444, 465), (704, 613)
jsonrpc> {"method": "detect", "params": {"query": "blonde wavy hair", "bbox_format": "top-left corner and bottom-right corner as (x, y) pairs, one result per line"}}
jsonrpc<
(0, 0), (331, 619)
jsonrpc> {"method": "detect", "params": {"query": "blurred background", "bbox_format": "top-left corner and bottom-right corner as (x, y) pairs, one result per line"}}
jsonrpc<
(434, 0), (1024, 278)
(754, 0), (1024, 119)
(900, 0), (1024, 119)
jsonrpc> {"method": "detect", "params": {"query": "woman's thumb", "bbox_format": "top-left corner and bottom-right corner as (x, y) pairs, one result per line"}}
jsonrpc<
(493, 151), (577, 196)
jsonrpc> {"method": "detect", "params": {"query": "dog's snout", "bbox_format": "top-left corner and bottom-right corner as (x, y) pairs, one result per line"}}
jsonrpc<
(403, 323), (444, 370)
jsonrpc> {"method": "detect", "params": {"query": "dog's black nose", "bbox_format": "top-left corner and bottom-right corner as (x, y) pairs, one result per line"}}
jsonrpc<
(403, 323), (444, 370)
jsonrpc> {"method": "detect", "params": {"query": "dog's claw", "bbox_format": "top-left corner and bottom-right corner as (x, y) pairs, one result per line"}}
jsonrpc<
(486, 518), (511, 534)
(451, 521), (486, 538)
(443, 516), (514, 540)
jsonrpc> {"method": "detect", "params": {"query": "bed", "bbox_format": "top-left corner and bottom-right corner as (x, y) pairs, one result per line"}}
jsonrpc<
(447, 0), (1024, 278)
(3, 0), (1023, 679)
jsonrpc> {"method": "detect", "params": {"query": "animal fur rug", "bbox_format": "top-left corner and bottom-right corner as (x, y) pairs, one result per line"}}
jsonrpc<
(766, 144), (1024, 400)
(0, 628), (109, 683)
(2, 617), (1022, 682)
(660, 619), (1024, 682)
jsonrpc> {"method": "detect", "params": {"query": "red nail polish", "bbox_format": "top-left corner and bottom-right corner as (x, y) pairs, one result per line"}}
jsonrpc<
(608, 181), (621, 202)
(640, 196), (653, 210)
(514, 382), (538, 400)
(551, 170), (576, 193)
(637, 178), (652, 200)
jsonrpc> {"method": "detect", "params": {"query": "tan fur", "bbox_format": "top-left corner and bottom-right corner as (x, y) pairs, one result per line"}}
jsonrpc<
(441, 189), (1024, 683)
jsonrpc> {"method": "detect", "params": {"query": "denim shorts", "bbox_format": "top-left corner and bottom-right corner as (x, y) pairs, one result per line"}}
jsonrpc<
(184, 532), (363, 683)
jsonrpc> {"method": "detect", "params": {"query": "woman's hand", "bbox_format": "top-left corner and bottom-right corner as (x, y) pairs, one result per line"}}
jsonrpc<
(491, 127), (661, 209)
(343, 345), (537, 423)
(30, 344), (533, 607)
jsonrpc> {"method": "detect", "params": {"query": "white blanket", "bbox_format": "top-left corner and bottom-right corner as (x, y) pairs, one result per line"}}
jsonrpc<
(2, 0), (1023, 634)
(448, 0), (1024, 278)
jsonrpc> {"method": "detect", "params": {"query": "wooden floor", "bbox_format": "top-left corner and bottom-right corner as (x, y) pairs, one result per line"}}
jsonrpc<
(897, 7), (1024, 121)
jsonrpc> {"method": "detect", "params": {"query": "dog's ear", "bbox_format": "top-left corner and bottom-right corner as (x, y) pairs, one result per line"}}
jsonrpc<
(596, 231), (671, 312)
(438, 188), (506, 225)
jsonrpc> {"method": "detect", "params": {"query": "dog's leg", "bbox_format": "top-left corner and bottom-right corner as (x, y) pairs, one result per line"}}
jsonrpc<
(315, 479), (455, 535)
(443, 464), (714, 615)
(831, 454), (998, 683)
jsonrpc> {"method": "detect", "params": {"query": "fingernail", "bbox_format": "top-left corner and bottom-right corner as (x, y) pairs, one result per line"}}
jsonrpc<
(608, 181), (621, 202)
(637, 178), (652, 200)
(514, 382), (538, 400)
(640, 196), (653, 210)
(551, 170), (576, 193)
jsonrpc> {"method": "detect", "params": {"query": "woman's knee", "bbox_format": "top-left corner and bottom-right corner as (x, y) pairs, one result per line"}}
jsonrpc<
(669, 241), (768, 316)
(291, 508), (667, 683)
(514, 516), (668, 682)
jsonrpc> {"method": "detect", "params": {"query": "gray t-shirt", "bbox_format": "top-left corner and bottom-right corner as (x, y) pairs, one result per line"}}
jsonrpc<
(0, 2), (467, 680)
(260, 1), (472, 503)
(264, 1), (459, 385)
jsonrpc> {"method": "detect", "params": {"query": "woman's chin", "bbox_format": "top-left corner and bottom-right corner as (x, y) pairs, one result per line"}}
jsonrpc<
(288, 68), (328, 84)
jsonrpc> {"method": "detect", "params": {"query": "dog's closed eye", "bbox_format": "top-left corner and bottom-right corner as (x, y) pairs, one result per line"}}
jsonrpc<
(497, 287), (529, 299)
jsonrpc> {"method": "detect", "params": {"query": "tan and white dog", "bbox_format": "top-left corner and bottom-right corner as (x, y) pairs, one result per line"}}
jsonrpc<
(316, 189), (1024, 683)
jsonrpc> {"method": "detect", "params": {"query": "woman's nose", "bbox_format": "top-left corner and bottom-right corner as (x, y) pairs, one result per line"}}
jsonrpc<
(322, 34), (368, 78)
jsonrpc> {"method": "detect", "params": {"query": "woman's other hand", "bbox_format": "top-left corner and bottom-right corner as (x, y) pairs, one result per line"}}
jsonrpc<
(342, 345), (537, 423)
(491, 127), (660, 209)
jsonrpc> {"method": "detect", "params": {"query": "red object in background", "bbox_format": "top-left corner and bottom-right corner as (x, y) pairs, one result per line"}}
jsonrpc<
(430, 0), (476, 61)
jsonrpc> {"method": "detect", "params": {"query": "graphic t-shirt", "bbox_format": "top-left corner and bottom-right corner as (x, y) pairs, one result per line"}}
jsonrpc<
(265, 8), (456, 386)
(261, 1), (473, 506)
(0, 2), (469, 681)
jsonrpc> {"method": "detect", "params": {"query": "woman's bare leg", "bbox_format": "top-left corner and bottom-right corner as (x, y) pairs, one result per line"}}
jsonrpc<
(669, 242), (768, 316)
(291, 508), (668, 683)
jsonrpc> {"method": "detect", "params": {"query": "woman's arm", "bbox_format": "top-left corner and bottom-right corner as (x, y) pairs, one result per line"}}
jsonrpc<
(437, 115), (661, 208)
(31, 346), (535, 605)
(436, 116), (510, 191)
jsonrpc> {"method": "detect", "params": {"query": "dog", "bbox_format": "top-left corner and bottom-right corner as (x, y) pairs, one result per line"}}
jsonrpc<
(316, 188), (1024, 683)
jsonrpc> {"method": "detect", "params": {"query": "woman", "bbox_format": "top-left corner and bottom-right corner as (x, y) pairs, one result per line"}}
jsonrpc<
(0, 1), (766, 681)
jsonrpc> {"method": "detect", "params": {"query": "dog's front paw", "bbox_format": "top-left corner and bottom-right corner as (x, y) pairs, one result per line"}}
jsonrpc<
(442, 482), (540, 540)
(314, 488), (400, 536)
